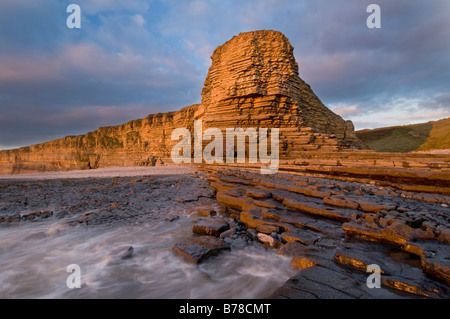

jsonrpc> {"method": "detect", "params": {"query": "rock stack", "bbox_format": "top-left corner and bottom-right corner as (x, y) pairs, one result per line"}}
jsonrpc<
(201, 30), (365, 155)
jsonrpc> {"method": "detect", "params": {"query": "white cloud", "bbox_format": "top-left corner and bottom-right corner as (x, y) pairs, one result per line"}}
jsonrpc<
(77, 0), (150, 15)
(342, 96), (450, 130)
(132, 14), (146, 26)
(329, 104), (359, 117)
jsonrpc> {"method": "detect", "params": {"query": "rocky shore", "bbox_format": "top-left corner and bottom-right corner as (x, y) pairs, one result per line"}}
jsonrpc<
(0, 166), (296, 298)
(0, 29), (448, 299)
(0, 164), (449, 298)
(200, 163), (449, 299)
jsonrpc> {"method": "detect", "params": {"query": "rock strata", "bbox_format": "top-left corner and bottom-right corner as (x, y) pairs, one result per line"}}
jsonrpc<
(204, 166), (450, 298)
(193, 218), (230, 236)
(0, 30), (366, 175)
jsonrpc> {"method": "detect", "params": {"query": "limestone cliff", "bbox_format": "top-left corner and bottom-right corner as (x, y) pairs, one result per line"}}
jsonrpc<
(0, 104), (204, 174)
(0, 30), (365, 175)
(201, 30), (365, 154)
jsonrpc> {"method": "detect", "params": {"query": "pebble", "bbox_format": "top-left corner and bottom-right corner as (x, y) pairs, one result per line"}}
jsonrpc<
(246, 229), (258, 240)
(219, 228), (236, 239)
(164, 216), (179, 222)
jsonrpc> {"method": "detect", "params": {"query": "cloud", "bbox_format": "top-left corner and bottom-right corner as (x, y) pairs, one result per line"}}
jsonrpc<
(132, 14), (146, 26)
(0, 0), (449, 149)
(76, 0), (150, 15)
(339, 94), (450, 130)
(329, 105), (360, 117)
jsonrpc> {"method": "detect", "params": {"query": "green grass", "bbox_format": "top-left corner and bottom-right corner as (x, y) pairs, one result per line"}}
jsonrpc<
(356, 118), (450, 152)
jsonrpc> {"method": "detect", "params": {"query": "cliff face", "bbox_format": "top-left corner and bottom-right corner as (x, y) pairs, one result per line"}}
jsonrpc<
(201, 30), (365, 154)
(0, 30), (365, 175)
(0, 104), (204, 174)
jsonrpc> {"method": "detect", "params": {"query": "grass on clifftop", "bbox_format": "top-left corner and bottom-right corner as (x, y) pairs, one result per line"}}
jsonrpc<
(356, 118), (450, 152)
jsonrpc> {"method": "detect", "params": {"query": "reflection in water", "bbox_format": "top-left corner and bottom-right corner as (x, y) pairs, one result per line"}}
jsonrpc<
(0, 213), (295, 299)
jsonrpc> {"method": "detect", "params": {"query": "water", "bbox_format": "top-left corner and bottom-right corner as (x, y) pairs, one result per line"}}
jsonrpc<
(0, 212), (295, 299)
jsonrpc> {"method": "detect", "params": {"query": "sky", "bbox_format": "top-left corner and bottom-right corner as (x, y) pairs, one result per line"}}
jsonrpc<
(0, 0), (449, 150)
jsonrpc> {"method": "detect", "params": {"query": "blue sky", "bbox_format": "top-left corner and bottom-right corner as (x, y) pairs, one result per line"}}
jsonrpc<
(0, 0), (449, 149)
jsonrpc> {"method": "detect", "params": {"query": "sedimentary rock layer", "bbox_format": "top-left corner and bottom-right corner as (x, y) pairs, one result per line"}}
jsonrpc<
(204, 165), (450, 298)
(201, 30), (365, 154)
(0, 104), (204, 174)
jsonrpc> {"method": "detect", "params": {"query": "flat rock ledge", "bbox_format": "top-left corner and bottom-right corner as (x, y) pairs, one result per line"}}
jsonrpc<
(172, 236), (230, 264)
(204, 166), (450, 299)
(193, 218), (230, 236)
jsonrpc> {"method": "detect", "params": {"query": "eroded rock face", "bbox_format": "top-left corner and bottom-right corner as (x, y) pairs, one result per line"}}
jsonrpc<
(0, 104), (204, 174)
(0, 30), (365, 175)
(201, 30), (365, 153)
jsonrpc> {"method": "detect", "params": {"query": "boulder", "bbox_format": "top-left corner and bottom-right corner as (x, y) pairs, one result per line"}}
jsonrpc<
(193, 218), (229, 236)
(172, 236), (230, 264)
(257, 233), (282, 248)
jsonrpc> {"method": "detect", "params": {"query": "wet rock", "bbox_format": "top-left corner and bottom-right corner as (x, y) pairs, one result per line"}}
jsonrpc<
(230, 237), (247, 249)
(277, 239), (337, 269)
(290, 256), (318, 271)
(257, 233), (281, 248)
(356, 200), (397, 213)
(197, 209), (217, 217)
(56, 211), (69, 219)
(246, 189), (272, 200)
(164, 215), (179, 222)
(382, 276), (443, 299)
(219, 228), (236, 239)
(121, 246), (134, 260)
(277, 241), (308, 257)
(418, 241), (450, 284)
(323, 196), (359, 210)
(204, 163), (450, 298)
(334, 244), (400, 275)
(240, 208), (289, 232)
(6, 214), (21, 223)
(333, 241), (449, 298)
(41, 211), (53, 219)
(216, 191), (252, 211)
(103, 246), (135, 265)
(283, 197), (352, 222)
(193, 218), (230, 237)
(256, 224), (280, 234)
(81, 212), (95, 223)
(270, 266), (386, 299)
(281, 229), (322, 246)
(253, 199), (279, 209)
(172, 236), (230, 264)
(246, 228), (258, 241)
